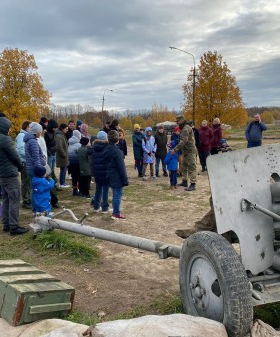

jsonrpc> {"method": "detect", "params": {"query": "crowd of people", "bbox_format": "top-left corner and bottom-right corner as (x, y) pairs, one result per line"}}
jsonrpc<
(0, 112), (267, 236)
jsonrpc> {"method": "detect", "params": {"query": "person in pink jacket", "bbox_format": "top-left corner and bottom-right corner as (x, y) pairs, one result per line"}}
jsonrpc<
(198, 120), (213, 172)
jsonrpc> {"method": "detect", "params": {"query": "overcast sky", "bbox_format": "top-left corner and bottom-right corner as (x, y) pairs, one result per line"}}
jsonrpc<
(0, 0), (279, 112)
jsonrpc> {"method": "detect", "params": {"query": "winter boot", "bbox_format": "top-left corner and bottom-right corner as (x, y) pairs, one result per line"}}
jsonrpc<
(185, 183), (196, 191)
(163, 171), (168, 177)
(156, 171), (160, 178)
(73, 188), (79, 196)
(179, 180), (188, 187)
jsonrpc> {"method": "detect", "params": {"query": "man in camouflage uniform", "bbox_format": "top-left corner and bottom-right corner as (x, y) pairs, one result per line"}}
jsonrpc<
(171, 115), (197, 191)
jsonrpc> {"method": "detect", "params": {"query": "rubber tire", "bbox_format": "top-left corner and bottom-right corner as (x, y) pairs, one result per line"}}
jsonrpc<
(179, 231), (253, 337)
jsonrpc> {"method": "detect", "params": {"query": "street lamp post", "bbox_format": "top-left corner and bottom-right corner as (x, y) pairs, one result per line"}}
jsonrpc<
(101, 89), (113, 127)
(169, 46), (196, 123)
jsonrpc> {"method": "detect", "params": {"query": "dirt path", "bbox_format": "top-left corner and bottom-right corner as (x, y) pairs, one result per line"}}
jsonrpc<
(40, 145), (212, 319)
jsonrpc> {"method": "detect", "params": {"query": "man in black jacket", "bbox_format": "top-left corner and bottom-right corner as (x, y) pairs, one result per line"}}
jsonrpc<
(0, 117), (29, 235)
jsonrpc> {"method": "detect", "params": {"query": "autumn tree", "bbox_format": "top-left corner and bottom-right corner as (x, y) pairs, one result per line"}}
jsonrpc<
(261, 111), (274, 124)
(182, 51), (247, 127)
(0, 48), (50, 135)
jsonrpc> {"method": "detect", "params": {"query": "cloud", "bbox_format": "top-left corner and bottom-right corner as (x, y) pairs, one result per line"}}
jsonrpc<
(0, 0), (279, 111)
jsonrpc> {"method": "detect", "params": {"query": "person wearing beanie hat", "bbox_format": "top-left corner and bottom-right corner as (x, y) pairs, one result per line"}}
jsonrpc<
(142, 127), (157, 181)
(78, 137), (91, 198)
(29, 122), (43, 135)
(76, 120), (83, 132)
(40, 117), (49, 126)
(24, 121), (45, 178)
(32, 165), (55, 215)
(0, 117), (28, 235)
(80, 137), (89, 146)
(87, 130), (110, 212)
(164, 140), (179, 189)
(97, 131), (108, 141)
(109, 119), (119, 132)
(34, 166), (46, 177)
(68, 128), (82, 195)
(132, 123), (145, 177)
(103, 130), (128, 220)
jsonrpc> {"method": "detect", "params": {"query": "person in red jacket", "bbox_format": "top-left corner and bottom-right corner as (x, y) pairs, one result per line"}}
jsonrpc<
(211, 117), (222, 155)
(198, 120), (213, 172)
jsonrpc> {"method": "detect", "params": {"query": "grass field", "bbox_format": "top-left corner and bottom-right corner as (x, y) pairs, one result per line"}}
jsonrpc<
(1, 123), (280, 328)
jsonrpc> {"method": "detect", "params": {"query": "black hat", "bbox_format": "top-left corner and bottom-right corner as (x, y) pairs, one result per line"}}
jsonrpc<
(80, 137), (89, 146)
(48, 119), (58, 129)
(40, 117), (48, 124)
(34, 166), (46, 177)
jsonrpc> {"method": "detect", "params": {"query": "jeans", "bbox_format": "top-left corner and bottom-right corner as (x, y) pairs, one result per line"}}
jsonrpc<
(48, 154), (56, 172)
(0, 176), (20, 229)
(112, 187), (123, 216)
(94, 183), (109, 211)
(48, 154), (58, 183)
(169, 170), (177, 186)
(247, 140), (262, 148)
(135, 159), (143, 177)
(155, 157), (167, 174)
(59, 166), (67, 186)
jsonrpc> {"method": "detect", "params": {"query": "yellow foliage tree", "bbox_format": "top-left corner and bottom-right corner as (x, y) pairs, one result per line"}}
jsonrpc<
(261, 111), (274, 124)
(182, 51), (247, 127)
(0, 48), (50, 136)
(120, 116), (132, 131)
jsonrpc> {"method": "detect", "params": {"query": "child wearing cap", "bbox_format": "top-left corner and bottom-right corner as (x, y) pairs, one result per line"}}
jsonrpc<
(103, 130), (129, 220)
(32, 166), (55, 214)
(142, 127), (157, 181)
(87, 131), (110, 213)
(78, 137), (91, 199)
(164, 141), (179, 189)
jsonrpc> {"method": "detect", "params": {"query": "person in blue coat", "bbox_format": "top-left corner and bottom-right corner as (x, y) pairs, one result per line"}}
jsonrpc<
(88, 131), (109, 212)
(245, 114), (267, 148)
(164, 141), (179, 189)
(32, 166), (55, 215)
(103, 130), (129, 220)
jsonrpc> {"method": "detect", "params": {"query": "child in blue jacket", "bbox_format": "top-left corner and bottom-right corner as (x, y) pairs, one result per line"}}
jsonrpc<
(32, 166), (55, 214)
(164, 141), (179, 189)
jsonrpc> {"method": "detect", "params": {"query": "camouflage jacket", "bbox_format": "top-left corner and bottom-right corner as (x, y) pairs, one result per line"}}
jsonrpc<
(173, 123), (196, 153)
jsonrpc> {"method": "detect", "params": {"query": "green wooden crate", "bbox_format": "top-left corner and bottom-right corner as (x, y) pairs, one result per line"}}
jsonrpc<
(0, 259), (75, 326)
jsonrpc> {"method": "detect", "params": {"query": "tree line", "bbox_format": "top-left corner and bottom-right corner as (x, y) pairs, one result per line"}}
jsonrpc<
(0, 47), (279, 137)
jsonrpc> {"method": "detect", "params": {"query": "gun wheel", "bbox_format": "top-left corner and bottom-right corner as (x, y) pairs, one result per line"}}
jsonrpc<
(179, 231), (253, 337)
